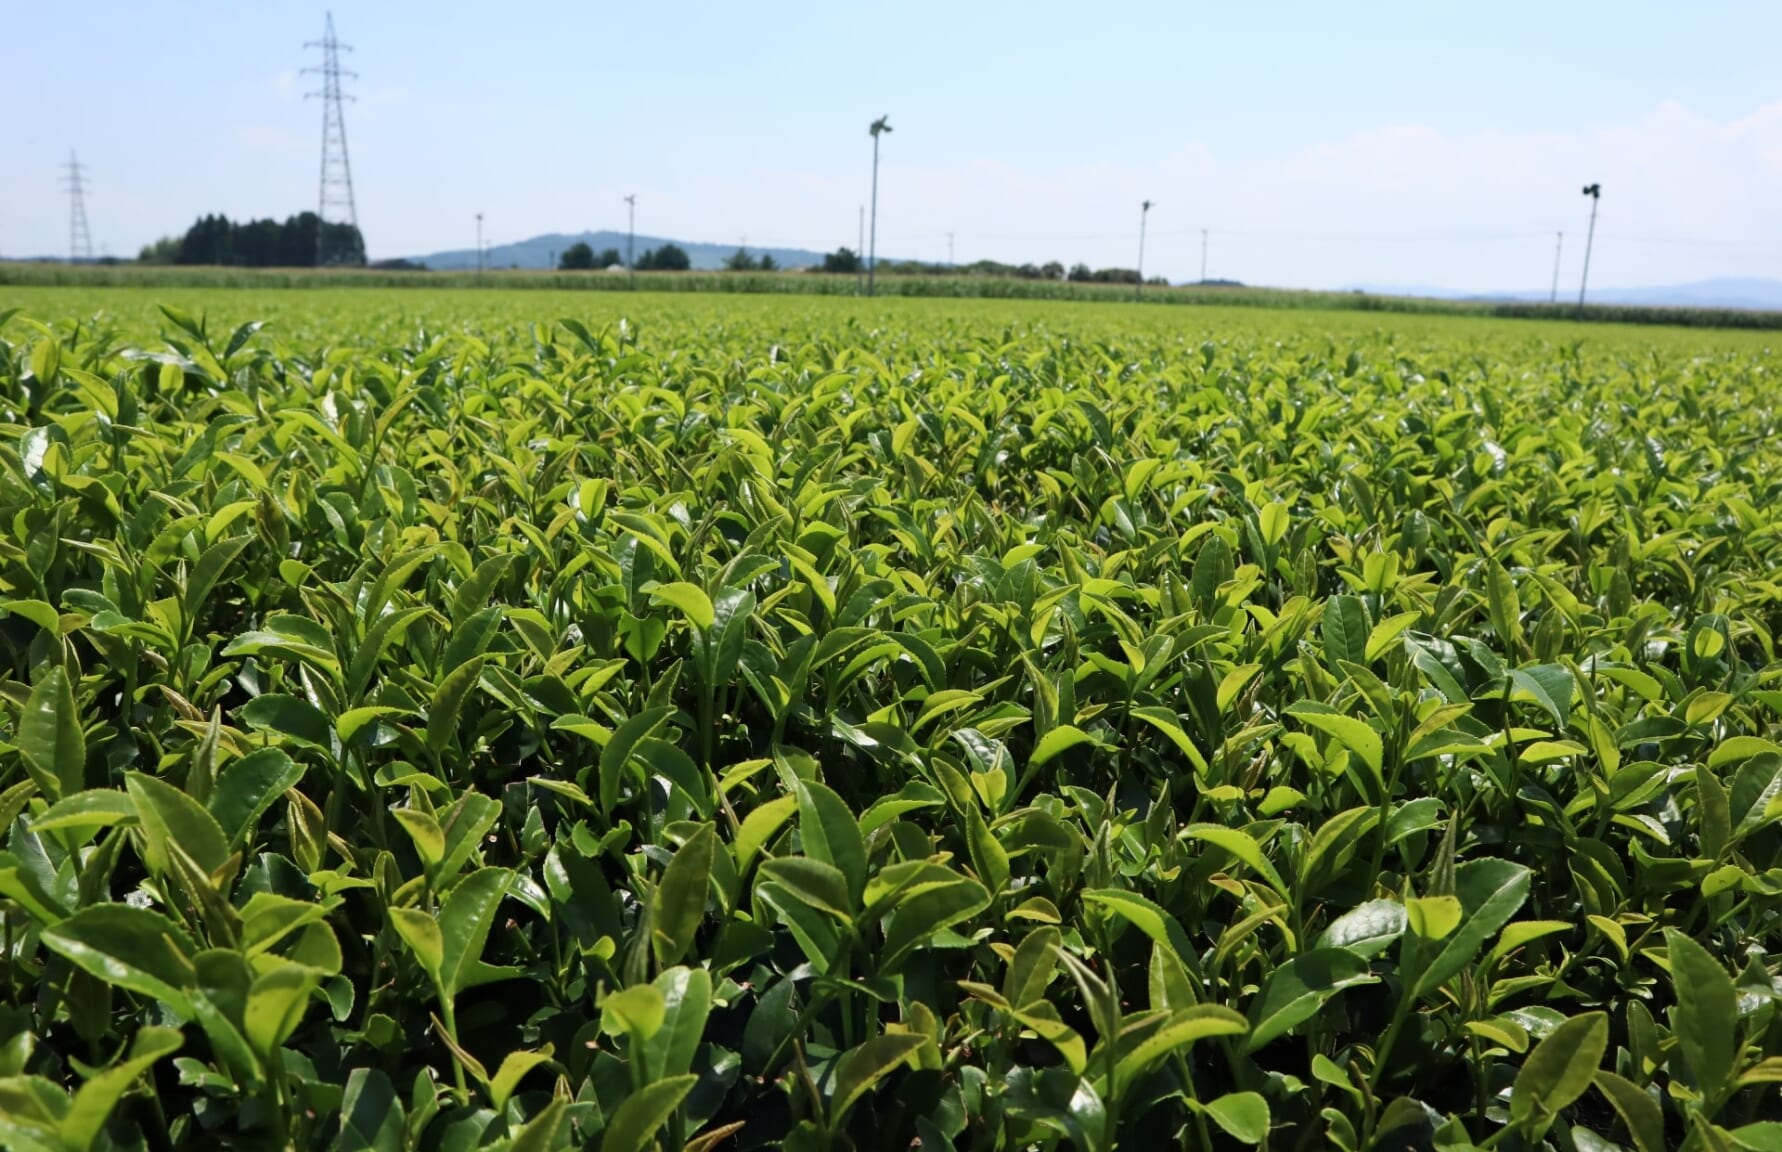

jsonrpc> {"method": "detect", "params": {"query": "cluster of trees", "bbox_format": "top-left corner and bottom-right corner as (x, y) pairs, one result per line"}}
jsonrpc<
(818, 249), (1166, 285)
(1063, 264), (1168, 285)
(822, 247), (863, 274)
(139, 212), (366, 267)
(558, 243), (622, 270)
(635, 244), (690, 271)
(556, 242), (690, 271)
(723, 248), (779, 272)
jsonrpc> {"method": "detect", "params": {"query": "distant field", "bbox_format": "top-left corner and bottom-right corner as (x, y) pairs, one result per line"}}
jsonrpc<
(0, 288), (1777, 1150)
(8, 283), (1782, 351)
(6, 260), (1782, 329)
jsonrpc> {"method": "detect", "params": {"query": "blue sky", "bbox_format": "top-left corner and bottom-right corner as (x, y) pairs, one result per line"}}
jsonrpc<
(6, 1), (1780, 290)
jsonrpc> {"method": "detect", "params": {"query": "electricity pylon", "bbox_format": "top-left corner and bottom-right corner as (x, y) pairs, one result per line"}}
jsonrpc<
(304, 12), (360, 265)
(62, 152), (94, 263)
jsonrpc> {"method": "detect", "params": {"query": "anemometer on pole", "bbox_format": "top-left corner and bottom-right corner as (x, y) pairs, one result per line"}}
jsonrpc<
(867, 116), (891, 297)
(625, 194), (636, 288)
(1577, 184), (1601, 314)
(1550, 231), (1563, 304)
(1136, 200), (1154, 302)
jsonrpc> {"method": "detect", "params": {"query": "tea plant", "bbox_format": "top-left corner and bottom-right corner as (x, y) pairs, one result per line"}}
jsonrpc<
(0, 294), (1776, 1151)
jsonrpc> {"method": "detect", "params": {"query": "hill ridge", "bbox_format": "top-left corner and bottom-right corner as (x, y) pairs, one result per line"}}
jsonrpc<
(407, 230), (841, 272)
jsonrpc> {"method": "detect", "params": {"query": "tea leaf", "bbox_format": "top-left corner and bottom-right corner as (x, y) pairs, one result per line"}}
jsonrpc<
(1510, 1011), (1608, 1135)
(600, 1074), (696, 1152)
(1246, 949), (1376, 1051)
(18, 667), (85, 800)
(1666, 928), (1738, 1098)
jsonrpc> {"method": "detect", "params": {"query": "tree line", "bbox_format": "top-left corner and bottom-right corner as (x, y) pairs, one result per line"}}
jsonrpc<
(557, 242), (693, 271)
(867, 253), (1166, 285)
(816, 247), (1168, 284)
(556, 242), (756, 272)
(139, 212), (366, 267)
(130, 221), (1180, 282)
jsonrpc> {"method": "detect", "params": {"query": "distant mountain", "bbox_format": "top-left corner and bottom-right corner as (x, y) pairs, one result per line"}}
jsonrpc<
(1348, 277), (1782, 312)
(407, 230), (838, 272)
(1549, 277), (1782, 311)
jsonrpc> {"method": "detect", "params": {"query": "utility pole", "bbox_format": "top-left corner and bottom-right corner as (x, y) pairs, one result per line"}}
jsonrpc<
(1135, 200), (1153, 302)
(62, 152), (93, 263)
(304, 12), (360, 266)
(947, 232), (955, 267)
(1578, 184), (1600, 314)
(1549, 231), (1563, 305)
(867, 116), (891, 296)
(624, 194), (636, 288)
(475, 213), (484, 283)
(1200, 228), (1208, 284)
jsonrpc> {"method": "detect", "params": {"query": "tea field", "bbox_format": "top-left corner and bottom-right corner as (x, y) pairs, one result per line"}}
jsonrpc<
(0, 289), (1777, 1152)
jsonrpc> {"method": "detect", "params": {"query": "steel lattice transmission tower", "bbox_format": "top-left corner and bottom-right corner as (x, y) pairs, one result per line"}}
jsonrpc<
(62, 152), (94, 263)
(304, 12), (360, 265)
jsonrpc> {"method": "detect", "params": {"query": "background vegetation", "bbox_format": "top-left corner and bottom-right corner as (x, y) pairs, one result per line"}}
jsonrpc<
(136, 214), (367, 269)
(5, 266), (1781, 329)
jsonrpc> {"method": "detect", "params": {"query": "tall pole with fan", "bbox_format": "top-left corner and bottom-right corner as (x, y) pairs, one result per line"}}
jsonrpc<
(1577, 183), (1600, 315)
(1135, 200), (1154, 302)
(867, 116), (892, 297)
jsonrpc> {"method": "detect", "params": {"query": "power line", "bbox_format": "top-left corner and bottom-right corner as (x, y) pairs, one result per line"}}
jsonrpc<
(882, 223), (1782, 251)
(903, 225), (1565, 245)
(304, 11), (359, 265)
(1597, 232), (1782, 249)
(62, 151), (93, 263)
(1199, 227), (1555, 244)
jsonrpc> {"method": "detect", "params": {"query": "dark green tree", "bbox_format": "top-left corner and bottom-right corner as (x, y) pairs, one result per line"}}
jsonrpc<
(137, 236), (180, 264)
(638, 244), (690, 271)
(317, 219), (366, 266)
(168, 210), (364, 267)
(823, 247), (862, 274)
(559, 242), (596, 270)
(278, 213), (321, 266)
(236, 218), (282, 267)
(175, 214), (233, 265)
